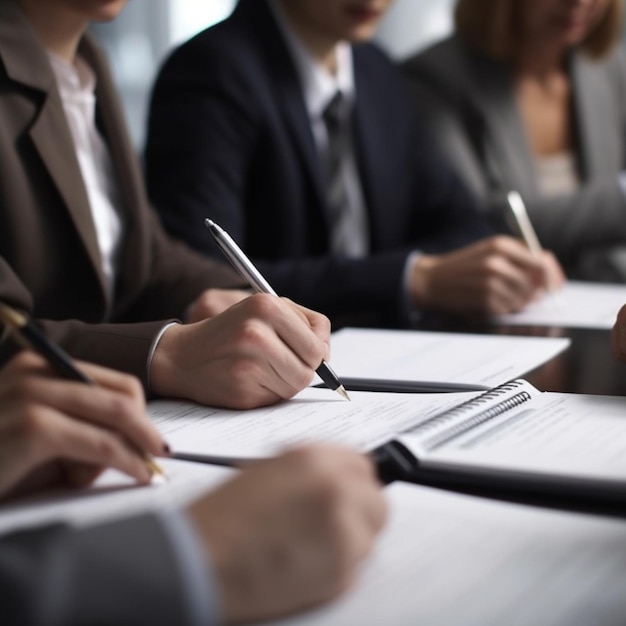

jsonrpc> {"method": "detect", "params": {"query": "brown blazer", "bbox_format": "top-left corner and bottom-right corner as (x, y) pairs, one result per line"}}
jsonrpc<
(0, 2), (243, 386)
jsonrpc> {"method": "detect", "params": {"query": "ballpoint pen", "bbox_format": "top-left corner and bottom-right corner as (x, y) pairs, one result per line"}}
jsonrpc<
(0, 302), (167, 482)
(505, 190), (543, 256)
(314, 377), (490, 394)
(505, 190), (555, 293)
(204, 218), (351, 401)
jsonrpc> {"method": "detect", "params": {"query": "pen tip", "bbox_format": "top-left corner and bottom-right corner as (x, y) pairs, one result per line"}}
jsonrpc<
(336, 385), (351, 401)
(146, 458), (168, 484)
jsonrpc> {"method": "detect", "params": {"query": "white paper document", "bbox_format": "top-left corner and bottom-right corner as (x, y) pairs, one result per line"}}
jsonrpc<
(148, 381), (626, 497)
(273, 483), (626, 626)
(495, 280), (626, 329)
(149, 388), (475, 460)
(0, 459), (233, 535)
(328, 327), (570, 386)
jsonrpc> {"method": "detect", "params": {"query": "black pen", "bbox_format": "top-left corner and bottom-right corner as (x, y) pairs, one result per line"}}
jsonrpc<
(205, 219), (350, 401)
(314, 377), (490, 394)
(0, 302), (167, 481)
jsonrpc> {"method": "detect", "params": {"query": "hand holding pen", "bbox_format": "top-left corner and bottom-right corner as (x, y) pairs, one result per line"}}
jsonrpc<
(504, 191), (565, 294)
(0, 303), (168, 488)
(205, 219), (350, 401)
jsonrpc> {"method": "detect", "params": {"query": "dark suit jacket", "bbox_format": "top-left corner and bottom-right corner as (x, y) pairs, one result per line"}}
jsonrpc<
(0, 1), (243, 386)
(1, 514), (195, 625)
(404, 35), (626, 280)
(146, 0), (489, 328)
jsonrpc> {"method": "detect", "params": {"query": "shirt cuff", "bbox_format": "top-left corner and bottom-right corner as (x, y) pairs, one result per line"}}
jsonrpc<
(146, 321), (179, 395)
(401, 251), (423, 325)
(158, 509), (221, 626)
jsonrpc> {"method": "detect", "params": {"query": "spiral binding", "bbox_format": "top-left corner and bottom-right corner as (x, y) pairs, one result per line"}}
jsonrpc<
(405, 380), (533, 451)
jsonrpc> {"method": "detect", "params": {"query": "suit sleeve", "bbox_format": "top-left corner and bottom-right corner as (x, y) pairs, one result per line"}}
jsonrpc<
(0, 254), (171, 389)
(0, 209), (246, 389)
(114, 205), (247, 324)
(0, 512), (218, 626)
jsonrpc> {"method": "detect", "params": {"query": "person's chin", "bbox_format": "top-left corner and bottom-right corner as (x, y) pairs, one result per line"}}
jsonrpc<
(88, 0), (128, 22)
(345, 24), (378, 42)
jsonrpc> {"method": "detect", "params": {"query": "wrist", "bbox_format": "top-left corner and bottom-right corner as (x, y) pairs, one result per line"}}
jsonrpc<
(150, 323), (187, 399)
(409, 254), (437, 307)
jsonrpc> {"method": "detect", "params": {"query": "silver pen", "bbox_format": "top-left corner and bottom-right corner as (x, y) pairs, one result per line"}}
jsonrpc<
(205, 219), (350, 401)
(505, 190), (543, 255)
(504, 191), (555, 293)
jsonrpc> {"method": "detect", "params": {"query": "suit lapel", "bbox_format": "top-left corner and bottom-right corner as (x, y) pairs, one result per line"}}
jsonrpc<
(0, 2), (107, 298)
(275, 67), (327, 211)
(242, 0), (327, 223)
(351, 50), (388, 248)
(79, 37), (144, 302)
(571, 53), (620, 179)
(466, 55), (538, 196)
(28, 96), (107, 295)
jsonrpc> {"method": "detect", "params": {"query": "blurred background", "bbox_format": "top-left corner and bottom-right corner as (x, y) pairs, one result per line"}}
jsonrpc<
(92, 0), (456, 147)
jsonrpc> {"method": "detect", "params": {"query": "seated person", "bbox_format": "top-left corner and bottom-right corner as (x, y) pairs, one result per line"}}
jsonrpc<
(404, 0), (626, 281)
(0, 0), (330, 410)
(146, 0), (563, 328)
(0, 352), (387, 625)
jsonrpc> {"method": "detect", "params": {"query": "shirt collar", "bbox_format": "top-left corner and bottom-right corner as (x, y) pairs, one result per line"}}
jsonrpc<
(268, 0), (355, 120)
(46, 50), (96, 100)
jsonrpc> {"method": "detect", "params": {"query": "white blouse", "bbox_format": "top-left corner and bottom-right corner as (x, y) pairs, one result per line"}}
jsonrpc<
(535, 151), (580, 197)
(47, 51), (123, 299)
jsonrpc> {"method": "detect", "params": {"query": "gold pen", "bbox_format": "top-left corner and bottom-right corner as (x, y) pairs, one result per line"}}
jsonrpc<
(0, 302), (167, 482)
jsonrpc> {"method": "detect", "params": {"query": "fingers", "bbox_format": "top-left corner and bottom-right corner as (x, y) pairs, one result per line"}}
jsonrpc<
(282, 445), (387, 544)
(484, 237), (565, 292)
(232, 295), (329, 399)
(0, 351), (50, 385)
(0, 352), (164, 496)
(463, 237), (560, 313)
(6, 366), (166, 458)
(540, 251), (566, 291)
(188, 444), (386, 622)
(187, 288), (252, 322)
(478, 253), (539, 309)
(283, 299), (332, 360)
(260, 296), (330, 371)
(413, 237), (559, 315)
(17, 404), (154, 485)
(611, 304), (626, 360)
(479, 236), (544, 272)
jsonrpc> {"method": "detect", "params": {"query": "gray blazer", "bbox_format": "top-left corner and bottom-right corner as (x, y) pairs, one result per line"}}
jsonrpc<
(404, 35), (626, 280)
(1, 514), (197, 625)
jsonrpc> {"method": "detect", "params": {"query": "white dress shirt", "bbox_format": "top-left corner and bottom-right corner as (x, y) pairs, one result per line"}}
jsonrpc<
(268, 0), (370, 257)
(48, 52), (123, 300)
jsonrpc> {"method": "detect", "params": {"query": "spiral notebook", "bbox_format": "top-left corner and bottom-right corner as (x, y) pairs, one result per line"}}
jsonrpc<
(381, 379), (626, 501)
(150, 382), (626, 502)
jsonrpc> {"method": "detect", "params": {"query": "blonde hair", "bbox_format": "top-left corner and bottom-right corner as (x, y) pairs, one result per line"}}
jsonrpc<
(455, 0), (624, 60)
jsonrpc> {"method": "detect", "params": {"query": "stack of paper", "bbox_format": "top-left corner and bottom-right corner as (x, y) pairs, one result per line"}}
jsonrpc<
(495, 281), (626, 329)
(327, 327), (569, 386)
